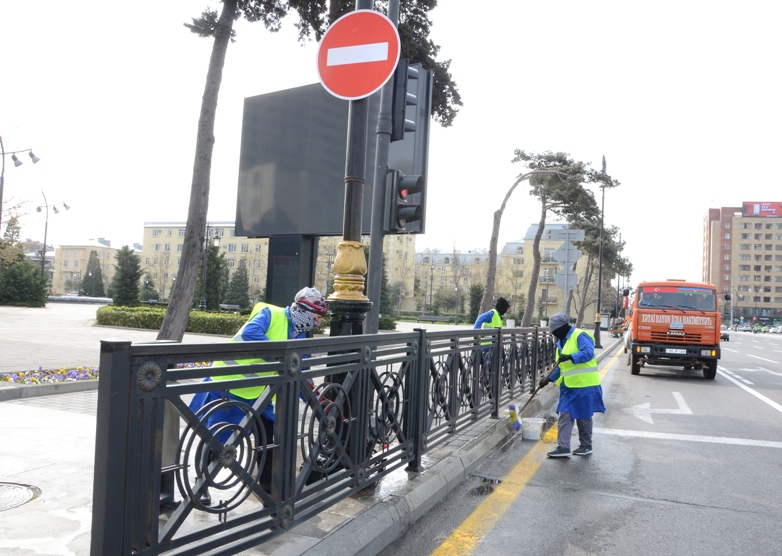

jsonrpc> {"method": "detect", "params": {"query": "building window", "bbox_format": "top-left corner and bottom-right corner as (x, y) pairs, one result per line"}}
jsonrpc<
(255, 244), (261, 252)
(229, 229), (236, 237)
(754, 244), (762, 251)
(152, 230), (160, 237)
(253, 260), (260, 269)
(755, 234), (762, 240)
(166, 229), (172, 236)
(73, 261), (79, 268)
(767, 244), (774, 250)
(153, 272), (158, 279)
(63, 260), (68, 267)
(178, 229), (185, 237)
(155, 244), (161, 251)
(177, 258), (181, 266)
(163, 258), (169, 266)
(739, 223), (749, 229)
(767, 223), (774, 229)
(738, 285), (750, 292)
(739, 244), (750, 250)
(73, 250), (79, 257)
(423, 257), (429, 263)
(740, 233), (751, 239)
(739, 265), (750, 271)
(164, 244), (171, 251)
(723, 264), (730, 271)
(228, 244), (237, 253)
(775, 297), (782, 303)
(241, 243), (249, 253)
(723, 274), (730, 281)
(724, 254), (730, 260)
(177, 244), (183, 252)
(253, 275), (260, 284)
(228, 259), (235, 268)
(755, 223), (763, 230)
(724, 244), (730, 250)
(738, 275), (749, 282)
(725, 223), (730, 229)
(754, 275), (761, 282)
(739, 254), (751, 260)
(153, 258), (158, 265)
(724, 233), (730, 240)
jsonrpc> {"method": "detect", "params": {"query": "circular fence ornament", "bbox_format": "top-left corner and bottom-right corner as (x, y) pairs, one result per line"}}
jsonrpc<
(300, 382), (352, 475)
(286, 352), (301, 377)
(137, 363), (162, 392)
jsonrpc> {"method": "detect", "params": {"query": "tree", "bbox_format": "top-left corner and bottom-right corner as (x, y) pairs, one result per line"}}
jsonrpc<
(0, 215), (47, 307)
(193, 245), (228, 311)
(379, 253), (393, 316)
(512, 151), (613, 327)
(224, 258), (251, 309)
(141, 272), (159, 301)
(468, 283), (484, 323)
(112, 246), (144, 306)
(158, 0), (462, 342)
(80, 250), (106, 297)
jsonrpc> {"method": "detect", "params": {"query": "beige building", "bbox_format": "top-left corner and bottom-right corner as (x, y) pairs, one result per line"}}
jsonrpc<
(704, 204), (782, 326)
(414, 222), (597, 323)
(52, 239), (120, 296)
(142, 222), (416, 306)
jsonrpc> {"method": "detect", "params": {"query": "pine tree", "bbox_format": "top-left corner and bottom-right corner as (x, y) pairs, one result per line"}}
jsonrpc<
(112, 246), (143, 306)
(469, 283), (485, 323)
(224, 258), (251, 309)
(141, 272), (159, 301)
(81, 250), (106, 297)
(0, 216), (47, 307)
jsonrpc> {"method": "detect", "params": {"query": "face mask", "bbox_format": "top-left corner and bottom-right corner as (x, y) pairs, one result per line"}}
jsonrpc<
(552, 324), (570, 340)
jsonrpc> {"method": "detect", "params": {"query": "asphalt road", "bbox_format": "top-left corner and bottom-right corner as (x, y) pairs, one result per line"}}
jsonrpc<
(381, 334), (782, 555)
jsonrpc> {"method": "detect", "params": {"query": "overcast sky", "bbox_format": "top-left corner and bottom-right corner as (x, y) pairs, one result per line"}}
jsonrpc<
(2, 1), (781, 286)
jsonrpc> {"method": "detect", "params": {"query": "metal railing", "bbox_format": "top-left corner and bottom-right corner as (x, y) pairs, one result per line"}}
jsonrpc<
(90, 326), (555, 556)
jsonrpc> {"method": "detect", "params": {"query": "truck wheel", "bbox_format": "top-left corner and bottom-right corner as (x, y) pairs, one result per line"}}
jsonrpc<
(703, 360), (717, 380)
(630, 353), (641, 375)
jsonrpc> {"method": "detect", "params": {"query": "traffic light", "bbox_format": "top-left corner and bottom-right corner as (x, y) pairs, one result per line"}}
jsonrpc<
(386, 169), (424, 232)
(390, 59), (419, 142)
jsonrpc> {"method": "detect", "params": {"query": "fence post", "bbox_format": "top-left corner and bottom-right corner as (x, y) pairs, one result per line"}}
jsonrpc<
(490, 328), (501, 419)
(91, 340), (133, 556)
(407, 328), (427, 472)
(532, 327), (540, 388)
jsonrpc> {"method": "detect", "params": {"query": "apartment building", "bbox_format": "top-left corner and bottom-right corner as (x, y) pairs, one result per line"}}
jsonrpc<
(51, 239), (120, 295)
(414, 222), (597, 323)
(704, 203), (782, 325)
(141, 222), (416, 306)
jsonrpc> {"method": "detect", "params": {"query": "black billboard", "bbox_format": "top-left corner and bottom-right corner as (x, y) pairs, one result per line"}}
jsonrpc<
(235, 68), (431, 237)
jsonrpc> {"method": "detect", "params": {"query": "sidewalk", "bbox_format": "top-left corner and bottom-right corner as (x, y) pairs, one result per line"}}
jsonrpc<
(0, 304), (620, 555)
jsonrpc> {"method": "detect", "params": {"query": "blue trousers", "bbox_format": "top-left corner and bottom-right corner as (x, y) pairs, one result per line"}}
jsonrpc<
(557, 411), (593, 450)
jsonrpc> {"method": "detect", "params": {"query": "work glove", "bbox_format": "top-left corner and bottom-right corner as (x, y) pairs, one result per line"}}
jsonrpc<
(539, 377), (551, 388)
(559, 353), (573, 362)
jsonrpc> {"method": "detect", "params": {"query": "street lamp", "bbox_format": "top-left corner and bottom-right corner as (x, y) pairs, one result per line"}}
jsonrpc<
(88, 270), (96, 297)
(1, 135), (41, 230)
(429, 260), (435, 313)
(454, 284), (459, 325)
(593, 156), (618, 349)
(36, 190), (69, 281)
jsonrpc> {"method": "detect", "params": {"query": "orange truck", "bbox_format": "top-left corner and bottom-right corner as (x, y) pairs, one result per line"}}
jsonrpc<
(624, 279), (722, 379)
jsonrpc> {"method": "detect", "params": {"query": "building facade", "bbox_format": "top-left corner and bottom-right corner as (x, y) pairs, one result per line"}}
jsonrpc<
(51, 239), (120, 296)
(704, 203), (782, 326)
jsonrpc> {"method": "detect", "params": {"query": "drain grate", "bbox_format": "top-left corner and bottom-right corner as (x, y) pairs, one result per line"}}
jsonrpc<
(0, 483), (41, 512)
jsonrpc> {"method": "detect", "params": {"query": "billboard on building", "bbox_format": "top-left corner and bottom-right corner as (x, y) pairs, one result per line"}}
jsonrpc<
(741, 202), (782, 218)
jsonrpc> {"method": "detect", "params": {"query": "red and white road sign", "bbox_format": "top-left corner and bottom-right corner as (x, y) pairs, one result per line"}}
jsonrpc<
(316, 10), (400, 100)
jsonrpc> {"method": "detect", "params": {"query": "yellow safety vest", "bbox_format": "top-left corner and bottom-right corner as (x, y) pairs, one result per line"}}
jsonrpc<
(555, 329), (600, 388)
(211, 303), (288, 400)
(480, 309), (503, 345)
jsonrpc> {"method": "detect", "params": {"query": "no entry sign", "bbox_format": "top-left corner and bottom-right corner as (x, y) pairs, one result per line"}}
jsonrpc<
(317, 10), (401, 100)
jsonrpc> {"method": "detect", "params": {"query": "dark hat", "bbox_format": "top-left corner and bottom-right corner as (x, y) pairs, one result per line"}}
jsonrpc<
(495, 297), (510, 314)
(548, 312), (570, 332)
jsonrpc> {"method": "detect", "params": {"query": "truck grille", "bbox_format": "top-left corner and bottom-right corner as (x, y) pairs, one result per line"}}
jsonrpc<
(651, 331), (701, 343)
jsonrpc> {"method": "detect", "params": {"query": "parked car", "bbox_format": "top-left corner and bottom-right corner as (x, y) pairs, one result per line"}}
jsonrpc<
(739, 324), (752, 332)
(721, 329), (730, 341)
(769, 326), (779, 334)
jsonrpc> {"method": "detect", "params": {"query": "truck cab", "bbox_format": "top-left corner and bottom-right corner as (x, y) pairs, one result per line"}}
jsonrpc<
(626, 280), (721, 379)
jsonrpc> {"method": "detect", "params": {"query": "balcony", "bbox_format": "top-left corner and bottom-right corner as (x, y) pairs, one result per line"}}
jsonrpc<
(541, 256), (557, 264)
(539, 276), (555, 284)
(538, 297), (558, 305)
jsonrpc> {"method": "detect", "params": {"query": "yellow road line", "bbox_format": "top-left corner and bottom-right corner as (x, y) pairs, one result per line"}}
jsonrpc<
(431, 350), (621, 555)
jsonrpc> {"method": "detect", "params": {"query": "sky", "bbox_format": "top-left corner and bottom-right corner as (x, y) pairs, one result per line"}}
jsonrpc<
(2, 1), (781, 287)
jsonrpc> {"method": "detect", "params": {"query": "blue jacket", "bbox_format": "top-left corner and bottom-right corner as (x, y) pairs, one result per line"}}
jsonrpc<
(473, 309), (499, 329)
(549, 327), (605, 419)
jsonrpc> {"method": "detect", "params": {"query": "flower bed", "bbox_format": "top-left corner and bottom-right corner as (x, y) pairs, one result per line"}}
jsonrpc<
(0, 366), (100, 385)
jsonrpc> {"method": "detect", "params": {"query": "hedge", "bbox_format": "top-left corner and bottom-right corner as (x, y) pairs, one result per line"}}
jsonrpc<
(96, 306), (246, 336)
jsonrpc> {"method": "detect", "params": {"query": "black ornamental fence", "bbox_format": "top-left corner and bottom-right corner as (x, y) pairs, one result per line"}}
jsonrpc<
(90, 326), (556, 556)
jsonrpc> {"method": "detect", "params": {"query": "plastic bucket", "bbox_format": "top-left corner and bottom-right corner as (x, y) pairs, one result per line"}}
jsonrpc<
(521, 418), (545, 440)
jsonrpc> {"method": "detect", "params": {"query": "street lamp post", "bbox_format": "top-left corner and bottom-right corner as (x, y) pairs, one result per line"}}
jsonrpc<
(454, 284), (459, 325)
(429, 261), (435, 313)
(593, 156), (618, 349)
(1, 135), (41, 231)
(36, 190), (69, 281)
(199, 225), (211, 311)
(89, 270), (95, 297)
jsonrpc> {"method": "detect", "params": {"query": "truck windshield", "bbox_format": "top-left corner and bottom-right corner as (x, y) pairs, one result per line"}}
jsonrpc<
(637, 286), (716, 311)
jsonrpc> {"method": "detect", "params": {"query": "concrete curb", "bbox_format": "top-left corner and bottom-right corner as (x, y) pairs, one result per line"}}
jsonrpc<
(0, 379), (99, 402)
(305, 337), (623, 556)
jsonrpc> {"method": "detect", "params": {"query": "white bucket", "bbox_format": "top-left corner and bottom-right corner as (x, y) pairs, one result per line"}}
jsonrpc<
(521, 418), (545, 440)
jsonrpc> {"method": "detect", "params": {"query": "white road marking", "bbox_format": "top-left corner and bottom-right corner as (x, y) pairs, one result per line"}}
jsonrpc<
(722, 347), (739, 353)
(746, 353), (779, 363)
(741, 379), (755, 385)
(717, 370), (782, 414)
(622, 392), (692, 425)
(327, 42), (389, 66)
(594, 428), (782, 449)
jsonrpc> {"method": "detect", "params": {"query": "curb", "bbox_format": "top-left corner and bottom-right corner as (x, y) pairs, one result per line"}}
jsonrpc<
(305, 337), (623, 556)
(0, 379), (99, 402)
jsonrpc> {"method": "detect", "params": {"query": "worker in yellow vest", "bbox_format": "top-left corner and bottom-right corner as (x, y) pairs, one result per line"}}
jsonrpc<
(473, 297), (511, 331)
(539, 312), (605, 458)
(189, 287), (327, 504)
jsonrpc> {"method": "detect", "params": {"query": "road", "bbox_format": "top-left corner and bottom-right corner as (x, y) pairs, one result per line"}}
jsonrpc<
(381, 331), (782, 555)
